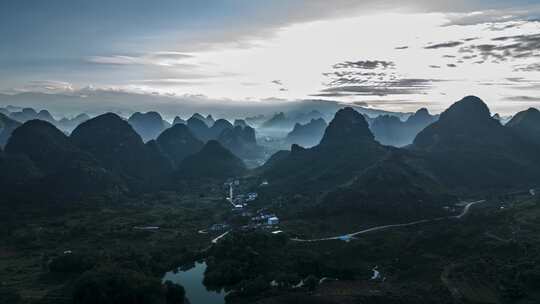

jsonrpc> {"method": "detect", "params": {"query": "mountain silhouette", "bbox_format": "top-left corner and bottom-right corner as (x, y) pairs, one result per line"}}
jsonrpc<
(218, 125), (262, 159)
(128, 111), (169, 142)
(71, 113), (171, 189)
(187, 115), (212, 141)
(57, 113), (90, 133)
(506, 107), (540, 147)
(173, 116), (186, 125)
(176, 140), (246, 179)
(286, 118), (327, 148)
(412, 96), (540, 190)
(155, 123), (204, 168)
(0, 113), (21, 148)
(370, 108), (437, 147)
(5, 120), (123, 197)
(209, 119), (234, 139)
(319, 107), (374, 147)
(263, 107), (388, 191)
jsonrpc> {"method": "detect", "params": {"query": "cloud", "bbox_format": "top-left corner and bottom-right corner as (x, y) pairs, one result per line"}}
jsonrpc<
(86, 51), (195, 67)
(315, 78), (436, 97)
(504, 96), (540, 102)
(514, 63), (540, 72)
(149, 52), (193, 60)
(271, 80), (283, 85)
(429, 65), (441, 68)
(424, 41), (463, 49)
(395, 46), (409, 50)
(86, 55), (139, 65)
(358, 99), (432, 107)
(458, 33), (540, 61)
(321, 58), (438, 97)
(322, 71), (389, 86)
(332, 60), (395, 70)
(15, 80), (75, 93)
(444, 8), (540, 26)
(447, 63), (457, 68)
(133, 79), (207, 87)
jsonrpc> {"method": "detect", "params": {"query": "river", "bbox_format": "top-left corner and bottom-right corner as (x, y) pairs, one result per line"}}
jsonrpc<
(163, 262), (225, 304)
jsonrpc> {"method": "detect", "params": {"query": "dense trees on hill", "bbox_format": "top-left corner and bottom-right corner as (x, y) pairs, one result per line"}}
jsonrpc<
(176, 140), (246, 179)
(262, 107), (389, 192)
(71, 113), (171, 190)
(72, 266), (186, 304)
(506, 107), (540, 147)
(3, 119), (124, 198)
(155, 123), (204, 168)
(412, 96), (540, 191)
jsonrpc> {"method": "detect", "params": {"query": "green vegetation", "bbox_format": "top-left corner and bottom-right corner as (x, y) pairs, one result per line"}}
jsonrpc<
(0, 190), (226, 303)
(195, 194), (540, 304)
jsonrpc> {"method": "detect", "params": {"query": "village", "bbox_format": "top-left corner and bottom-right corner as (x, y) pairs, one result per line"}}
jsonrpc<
(199, 179), (282, 237)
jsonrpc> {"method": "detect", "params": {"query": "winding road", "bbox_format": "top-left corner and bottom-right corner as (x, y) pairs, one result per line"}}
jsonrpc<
(291, 200), (486, 242)
(211, 231), (230, 244)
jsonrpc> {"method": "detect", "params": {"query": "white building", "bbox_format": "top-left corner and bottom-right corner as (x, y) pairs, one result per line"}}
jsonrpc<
(268, 216), (279, 225)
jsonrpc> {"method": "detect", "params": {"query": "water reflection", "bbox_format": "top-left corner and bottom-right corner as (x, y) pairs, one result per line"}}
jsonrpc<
(163, 262), (225, 304)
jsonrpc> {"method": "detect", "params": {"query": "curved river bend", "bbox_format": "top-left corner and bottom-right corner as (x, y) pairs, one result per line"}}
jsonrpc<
(163, 262), (225, 304)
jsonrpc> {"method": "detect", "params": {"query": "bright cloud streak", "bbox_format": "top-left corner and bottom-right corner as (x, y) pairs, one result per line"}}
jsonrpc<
(135, 12), (540, 114)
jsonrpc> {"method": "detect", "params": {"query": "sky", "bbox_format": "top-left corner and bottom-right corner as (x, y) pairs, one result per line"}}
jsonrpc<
(2, 0), (540, 115)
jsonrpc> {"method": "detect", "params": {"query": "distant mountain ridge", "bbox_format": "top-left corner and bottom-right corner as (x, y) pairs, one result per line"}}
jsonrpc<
(0, 113), (21, 148)
(3, 95), (540, 210)
(1, 105), (90, 134)
(0, 92), (413, 122)
(286, 118), (327, 148)
(128, 111), (170, 142)
(370, 108), (438, 147)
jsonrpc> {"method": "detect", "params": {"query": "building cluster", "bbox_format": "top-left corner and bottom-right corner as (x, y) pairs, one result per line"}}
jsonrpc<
(250, 209), (279, 227)
(209, 223), (229, 232)
(225, 179), (259, 210)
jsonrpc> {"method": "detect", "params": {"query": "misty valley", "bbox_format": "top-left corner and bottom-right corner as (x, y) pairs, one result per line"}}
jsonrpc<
(2, 96), (540, 304)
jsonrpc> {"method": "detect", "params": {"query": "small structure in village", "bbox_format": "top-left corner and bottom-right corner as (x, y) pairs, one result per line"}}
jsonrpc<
(133, 226), (160, 231)
(209, 223), (229, 232)
(268, 216), (279, 226)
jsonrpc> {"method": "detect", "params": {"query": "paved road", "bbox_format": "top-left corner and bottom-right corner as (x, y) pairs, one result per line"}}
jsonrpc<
(291, 200), (486, 242)
(211, 231), (230, 244)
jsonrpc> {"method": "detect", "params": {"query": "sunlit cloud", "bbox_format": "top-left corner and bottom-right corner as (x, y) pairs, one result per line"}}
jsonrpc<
(86, 51), (195, 67)
(3, 1), (540, 115)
